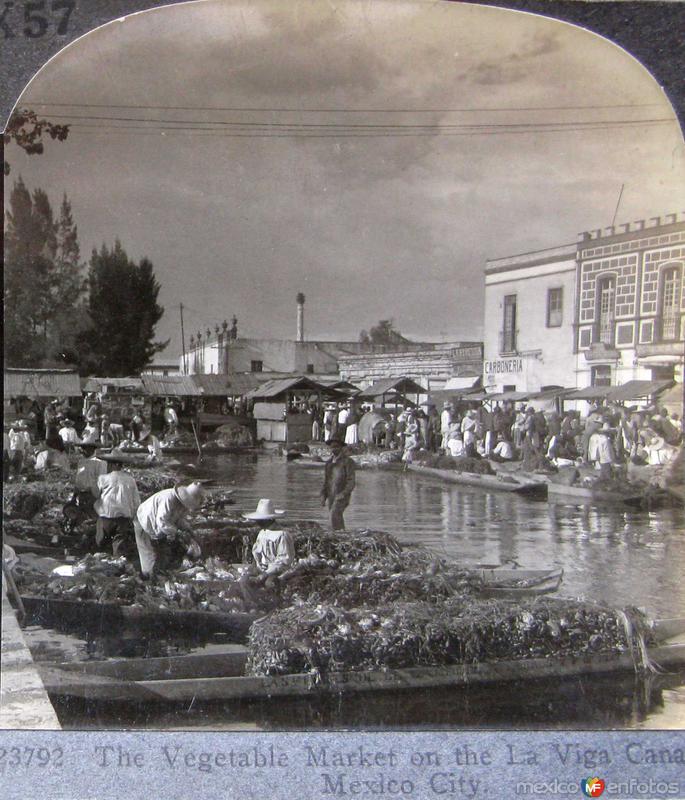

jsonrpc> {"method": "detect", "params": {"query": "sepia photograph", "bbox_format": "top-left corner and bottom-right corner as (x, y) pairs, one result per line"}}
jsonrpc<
(2, 0), (685, 734)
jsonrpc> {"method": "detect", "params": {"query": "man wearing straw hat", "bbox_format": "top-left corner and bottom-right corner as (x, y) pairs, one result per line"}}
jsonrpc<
(244, 499), (295, 577)
(134, 481), (204, 577)
(320, 437), (356, 531)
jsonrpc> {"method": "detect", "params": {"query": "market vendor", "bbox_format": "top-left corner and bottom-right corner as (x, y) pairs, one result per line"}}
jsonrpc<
(138, 425), (163, 462)
(94, 454), (142, 557)
(320, 437), (356, 531)
(134, 482), (204, 578)
(8, 420), (32, 479)
(244, 499), (294, 576)
(58, 418), (81, 451)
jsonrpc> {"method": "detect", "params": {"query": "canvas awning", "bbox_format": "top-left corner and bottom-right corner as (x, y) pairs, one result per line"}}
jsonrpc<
(141, 375), (202, 397)
(84, 377), (144, 393)
(606, 379), (675, 403)
(4, 369), (81, 398)
(565, 385), (618, 401)
(356, 377), (426, 399)
(245, 376), (342, 401)
(191, 373), (268, 397)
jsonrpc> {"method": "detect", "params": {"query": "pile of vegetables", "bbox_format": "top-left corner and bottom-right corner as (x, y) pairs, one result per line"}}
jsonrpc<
(246, 597), (653, 676)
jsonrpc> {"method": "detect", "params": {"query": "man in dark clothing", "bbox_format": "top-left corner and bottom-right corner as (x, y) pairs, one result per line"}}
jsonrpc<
(320, 438), (356, 531)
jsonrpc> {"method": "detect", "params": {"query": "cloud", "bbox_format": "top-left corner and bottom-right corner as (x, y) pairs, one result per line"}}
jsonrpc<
(461, 30), (561, 86)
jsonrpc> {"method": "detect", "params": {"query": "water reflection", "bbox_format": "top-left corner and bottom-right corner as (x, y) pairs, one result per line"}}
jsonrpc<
(196, 454), (685, 618)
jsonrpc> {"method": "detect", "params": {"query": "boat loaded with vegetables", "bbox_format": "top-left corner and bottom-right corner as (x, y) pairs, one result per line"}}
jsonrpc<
(8, 527), (684, 704)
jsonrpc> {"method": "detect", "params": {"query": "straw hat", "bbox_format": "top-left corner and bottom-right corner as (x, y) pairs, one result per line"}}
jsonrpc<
(176, 482), (205, 510)
(243, 498), (285, 521)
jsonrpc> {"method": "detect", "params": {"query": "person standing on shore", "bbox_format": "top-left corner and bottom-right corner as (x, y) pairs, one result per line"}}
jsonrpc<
(320, 438), (356, 531)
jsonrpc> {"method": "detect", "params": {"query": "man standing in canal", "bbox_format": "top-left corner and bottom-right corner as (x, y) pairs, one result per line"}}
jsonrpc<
(320, 437), (356, 531)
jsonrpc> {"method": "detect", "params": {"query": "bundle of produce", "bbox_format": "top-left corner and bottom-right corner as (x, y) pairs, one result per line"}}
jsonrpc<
(246, 596), (654, 676)
(127, 467), (176, 497)
(414, 453), (494, 475)
(291, 527), (403, 562)
(275, 549), (482, 609)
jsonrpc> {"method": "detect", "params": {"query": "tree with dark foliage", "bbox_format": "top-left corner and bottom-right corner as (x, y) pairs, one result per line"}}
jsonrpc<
(4, 109), (69, 176)
(79, 241), (168, 375)
(359, 319), (411, 347)
(4, 179), (86, 367)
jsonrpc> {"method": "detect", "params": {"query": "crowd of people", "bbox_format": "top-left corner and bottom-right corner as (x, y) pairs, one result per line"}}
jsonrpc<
(300, 397), (683, 474)
(2, 394), (182, 481)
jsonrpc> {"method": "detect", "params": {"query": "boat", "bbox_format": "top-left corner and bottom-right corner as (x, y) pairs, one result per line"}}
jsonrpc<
(19, 594), (257, 639)
(407, 464), (547, 494)
(32, 618), (685, 704)
(16, 565), (563, 632)
(547, 482), (646, 506)
(475, 566), (563, 597)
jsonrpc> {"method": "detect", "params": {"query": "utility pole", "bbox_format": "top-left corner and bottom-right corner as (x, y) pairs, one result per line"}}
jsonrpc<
(611, 183), (625, 228)
(180, 303), (187, 374)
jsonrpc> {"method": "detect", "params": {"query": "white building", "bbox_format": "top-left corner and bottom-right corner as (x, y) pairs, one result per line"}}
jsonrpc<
(483, 243), (577, 394)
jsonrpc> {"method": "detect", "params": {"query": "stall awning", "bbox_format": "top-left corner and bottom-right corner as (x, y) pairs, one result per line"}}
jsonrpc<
(141, 375), (202, 397)
(191, 373), (268, 397)
(84, 376), (144, 393)
(4, 369), (81, 398)
(245, 376), (340, 401)
(565, 385), (619, 401)
(356, 377), (426, 399)
(606, 379), (675, 403)
(528, 387), (575, 401)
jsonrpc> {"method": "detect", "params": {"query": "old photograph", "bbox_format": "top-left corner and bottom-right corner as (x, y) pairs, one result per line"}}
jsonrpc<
(2, 0), (684, 732)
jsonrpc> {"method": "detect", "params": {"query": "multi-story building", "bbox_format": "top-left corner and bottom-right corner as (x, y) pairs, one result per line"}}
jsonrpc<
(482, 243), (578, 394)
(575, 214), (684, 390)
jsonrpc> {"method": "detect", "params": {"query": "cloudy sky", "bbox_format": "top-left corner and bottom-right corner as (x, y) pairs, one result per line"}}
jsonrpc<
(5, 0), (684, 356)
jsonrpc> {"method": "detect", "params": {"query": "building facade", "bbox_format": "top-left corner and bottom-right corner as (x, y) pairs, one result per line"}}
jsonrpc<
(337, 343), (483, 391)
(483, 244), (578, 394)
(574, 214), (685, 390)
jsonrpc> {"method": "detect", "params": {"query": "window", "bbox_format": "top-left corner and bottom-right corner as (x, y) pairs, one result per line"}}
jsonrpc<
(501, 294), (517, 353)
(616, 324), (633, 345)
(579, 328), (592, 348)
(546, 287), (563, 327)
(640, 321), (654, 344)
(306, 363), (315, 374)
(503, 384), (516, 392)
(591, 365), (611, 387)
(660, 266), (681, 341)
(250, 360), (263, 373)
(596, 276), (616, 345)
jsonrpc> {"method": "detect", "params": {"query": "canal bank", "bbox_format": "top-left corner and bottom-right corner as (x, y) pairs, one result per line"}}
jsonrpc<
(0, 581), (60, 729)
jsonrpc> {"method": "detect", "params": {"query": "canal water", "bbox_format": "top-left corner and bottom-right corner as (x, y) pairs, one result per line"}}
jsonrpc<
(197, 453), (685, 619)
(32, 453), (685, 730)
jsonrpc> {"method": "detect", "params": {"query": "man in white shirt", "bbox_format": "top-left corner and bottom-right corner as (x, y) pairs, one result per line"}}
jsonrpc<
(94, 455), (141, 556)
(489, 434), (514, 462)
(8, 421), (32, 478)
(440, 402), (453, 451)
(58, 419), (81, 451)
(134, 482), (204, 577)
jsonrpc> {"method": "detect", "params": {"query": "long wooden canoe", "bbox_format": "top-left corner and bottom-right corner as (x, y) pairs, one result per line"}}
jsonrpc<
(19, 594), (257, 639)
(407, 464), (547, 494)
(547, 482), (645, 505)
(17, 566), (562, 633)
(35, 618), (685, 704)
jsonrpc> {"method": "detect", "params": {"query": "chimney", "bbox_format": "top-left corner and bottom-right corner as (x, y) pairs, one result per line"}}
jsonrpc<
(296, 292), (305, 342)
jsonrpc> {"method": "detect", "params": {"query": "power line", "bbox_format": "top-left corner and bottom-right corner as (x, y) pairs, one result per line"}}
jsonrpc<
(24, 99), (663, 113)
(61, 119), (674, 139)
(27, 112), (675, 131)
